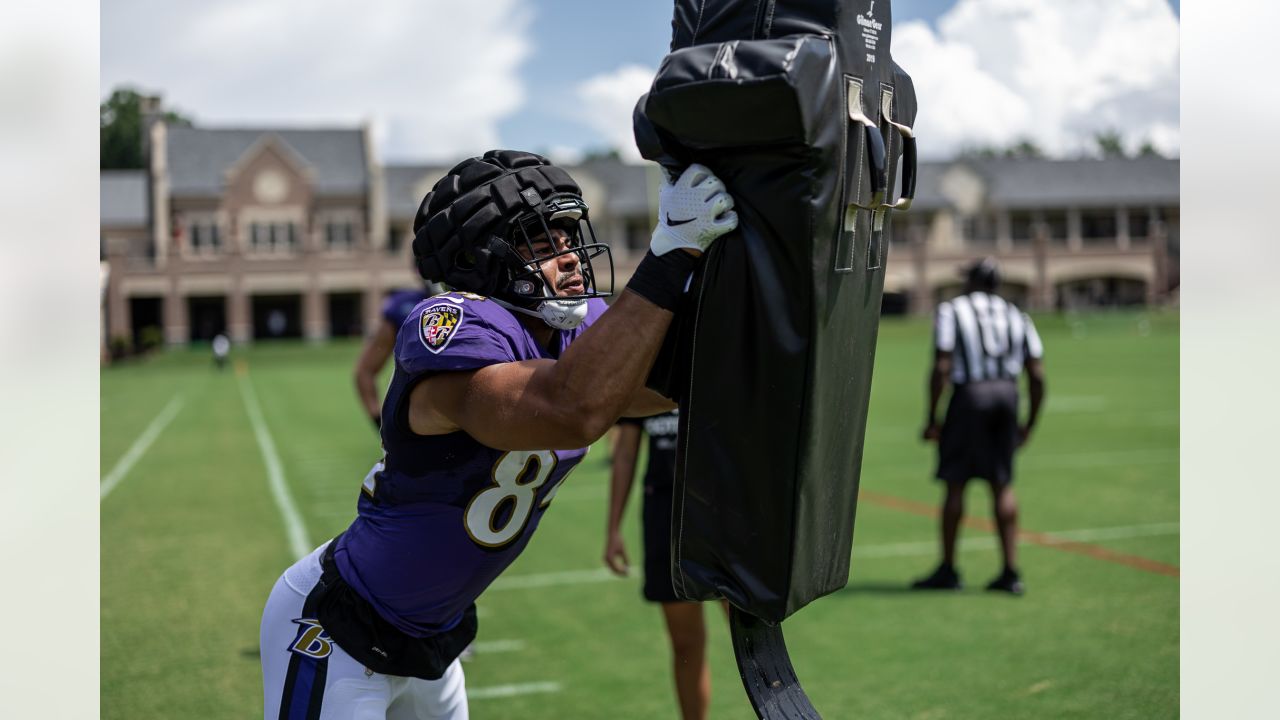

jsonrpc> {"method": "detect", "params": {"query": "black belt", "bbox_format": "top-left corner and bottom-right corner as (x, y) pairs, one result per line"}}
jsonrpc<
(311, 535), (478, 680)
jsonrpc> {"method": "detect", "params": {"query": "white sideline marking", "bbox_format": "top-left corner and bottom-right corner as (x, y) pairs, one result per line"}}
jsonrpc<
(864, 447), (1178, 481)
(1035, 522), (1180, 544)
(472, 639), (526, 654)
(238, 374), (311, 560)
(490, 567), (616, 591)
(1024, 448), (1177, 467)
(854, 522), (1180, 559)
(468, 681), (562, 701)
(488, 522), (1179, 591)
(100, 395), (185, 501)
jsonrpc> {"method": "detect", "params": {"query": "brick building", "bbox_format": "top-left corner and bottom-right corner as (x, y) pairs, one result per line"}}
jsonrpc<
(101, 119), (1178, 349)
(889, 156), (1179, 312)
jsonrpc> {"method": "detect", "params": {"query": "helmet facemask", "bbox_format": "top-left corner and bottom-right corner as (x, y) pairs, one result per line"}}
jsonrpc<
(498, 192), (614, 330)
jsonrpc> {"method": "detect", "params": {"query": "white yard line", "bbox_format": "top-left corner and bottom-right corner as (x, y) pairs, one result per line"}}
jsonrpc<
(854, 522), (1180, 558)
(863, 447), (1178, 481)
(490, 567), (617, 591)
(1022, 448), (1178, 468)
(488, 522), (1179, 590)
(468, 682), (562, 701)
(471, 639), (527, 654)
(238, 374), (311, 560)
(100, 395), (185, 501)
(1036, 522), (1180, 543)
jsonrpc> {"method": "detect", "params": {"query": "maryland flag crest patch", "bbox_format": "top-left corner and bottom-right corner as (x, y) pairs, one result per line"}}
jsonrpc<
(419, 302), (463, 354)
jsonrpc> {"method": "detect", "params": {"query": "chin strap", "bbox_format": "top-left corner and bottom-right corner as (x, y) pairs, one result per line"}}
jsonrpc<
(493, 297), (589, 330)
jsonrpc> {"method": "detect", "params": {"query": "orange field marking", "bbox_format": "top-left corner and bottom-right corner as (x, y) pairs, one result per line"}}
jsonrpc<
(858, 490), (1180, 578)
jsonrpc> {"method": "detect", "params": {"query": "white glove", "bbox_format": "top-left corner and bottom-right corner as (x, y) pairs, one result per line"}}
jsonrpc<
(650, 164), (739, 256)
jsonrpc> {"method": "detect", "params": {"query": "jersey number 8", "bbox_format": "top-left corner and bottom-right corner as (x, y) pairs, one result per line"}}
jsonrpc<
(464, 450), (570, 548)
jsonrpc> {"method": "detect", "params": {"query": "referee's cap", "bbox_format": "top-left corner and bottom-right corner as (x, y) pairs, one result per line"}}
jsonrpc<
(961, 257), (1001, 290)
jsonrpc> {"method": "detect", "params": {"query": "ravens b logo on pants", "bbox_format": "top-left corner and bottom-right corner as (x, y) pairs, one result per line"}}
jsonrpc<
(289, 618), (333, 658)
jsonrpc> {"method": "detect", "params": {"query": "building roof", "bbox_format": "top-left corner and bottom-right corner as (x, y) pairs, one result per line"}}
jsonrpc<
(384, 164), (450, 222)
(573, 159), (655, 216)
(389, 156), (1178, 221)
(100, 170), (148, 227)
(912, 157), (1179, 211)
(166, 126), (368, 197)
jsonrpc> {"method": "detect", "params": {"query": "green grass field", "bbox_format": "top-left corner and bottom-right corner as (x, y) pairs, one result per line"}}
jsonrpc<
(101, 310), (1178, 719)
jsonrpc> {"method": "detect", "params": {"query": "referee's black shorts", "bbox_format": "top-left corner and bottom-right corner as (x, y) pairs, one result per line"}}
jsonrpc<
(936, 380), (1019, 487)
(641, 483), (680, 603)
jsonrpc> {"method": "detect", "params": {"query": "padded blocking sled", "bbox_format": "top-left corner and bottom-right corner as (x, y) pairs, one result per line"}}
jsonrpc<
(636, 0), (918, 624)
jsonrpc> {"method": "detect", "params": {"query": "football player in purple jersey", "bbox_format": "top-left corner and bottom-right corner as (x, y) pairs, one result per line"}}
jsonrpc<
(352, 279), (443, 430)
(260, 150), (737, 719)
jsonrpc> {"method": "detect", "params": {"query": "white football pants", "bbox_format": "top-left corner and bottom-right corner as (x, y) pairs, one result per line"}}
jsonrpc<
(260, 542), (468, 720)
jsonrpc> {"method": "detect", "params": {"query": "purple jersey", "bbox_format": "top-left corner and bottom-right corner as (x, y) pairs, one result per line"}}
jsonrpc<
(333, 292), (609, 637)
(381, 289), (431, 330)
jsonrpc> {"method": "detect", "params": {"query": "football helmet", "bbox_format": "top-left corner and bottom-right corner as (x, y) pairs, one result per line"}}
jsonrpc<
(412, 150), (613, 330)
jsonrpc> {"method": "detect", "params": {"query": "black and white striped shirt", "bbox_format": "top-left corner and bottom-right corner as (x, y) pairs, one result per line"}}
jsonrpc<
(935, 292), (1043, 385)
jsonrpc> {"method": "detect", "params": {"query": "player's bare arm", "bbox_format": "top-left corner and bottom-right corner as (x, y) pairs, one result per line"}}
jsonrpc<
(411, 289), (685, 450)
(1019, 356), (1046, 445)
(603, 421), (643, 576)
(923, 349), (952, 442)
(353, 320), (397, 423)
(410, 162), (733, 450)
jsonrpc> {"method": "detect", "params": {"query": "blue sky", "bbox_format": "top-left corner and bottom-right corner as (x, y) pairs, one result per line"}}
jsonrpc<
(503, 0), (1180, 161)
(102, 0), (1181, 163)
(498, 2), (672, 159)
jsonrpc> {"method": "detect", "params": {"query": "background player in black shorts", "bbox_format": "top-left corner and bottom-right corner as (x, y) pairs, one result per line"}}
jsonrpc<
(915, 259), (1047, 595)
(604, 411), (721, 720)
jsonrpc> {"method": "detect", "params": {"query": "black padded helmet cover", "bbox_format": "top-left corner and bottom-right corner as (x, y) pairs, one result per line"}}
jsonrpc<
(412, 150), (608, 303)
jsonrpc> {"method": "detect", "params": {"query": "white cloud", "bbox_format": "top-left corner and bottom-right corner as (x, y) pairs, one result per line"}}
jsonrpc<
(101, 0), (533, 160)
(544, 145), (586, 165)
(574, 64), (657, 163)
(893, 0), (1179, 157)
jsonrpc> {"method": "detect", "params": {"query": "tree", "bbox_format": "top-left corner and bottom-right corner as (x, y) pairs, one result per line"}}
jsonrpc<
(1004, 138), (1044, 159)
(100, 88), (192, 170)
(958, 137), (1044, 160)
(1137, 140), (1164, 158)
(580, 148), (623, 162)
(1094, 129), (1127, 158)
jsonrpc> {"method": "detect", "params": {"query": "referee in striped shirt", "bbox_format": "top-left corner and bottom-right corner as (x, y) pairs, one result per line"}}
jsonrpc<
(912, 258), (1046, 595)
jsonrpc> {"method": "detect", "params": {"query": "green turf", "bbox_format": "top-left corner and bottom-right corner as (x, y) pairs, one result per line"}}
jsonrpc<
(101, 311), (1178, 719)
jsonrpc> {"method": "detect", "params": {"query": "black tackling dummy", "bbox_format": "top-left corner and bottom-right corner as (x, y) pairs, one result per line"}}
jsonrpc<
(634, 1), (917, 717)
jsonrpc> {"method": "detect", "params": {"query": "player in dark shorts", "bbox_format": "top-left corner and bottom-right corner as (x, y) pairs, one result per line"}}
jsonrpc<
(605, 410), (724, 720)
(914, 259), (1046, 595)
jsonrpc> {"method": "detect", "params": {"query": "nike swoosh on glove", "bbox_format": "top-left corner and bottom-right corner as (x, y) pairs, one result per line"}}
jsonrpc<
(650, 164), (739, 256)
